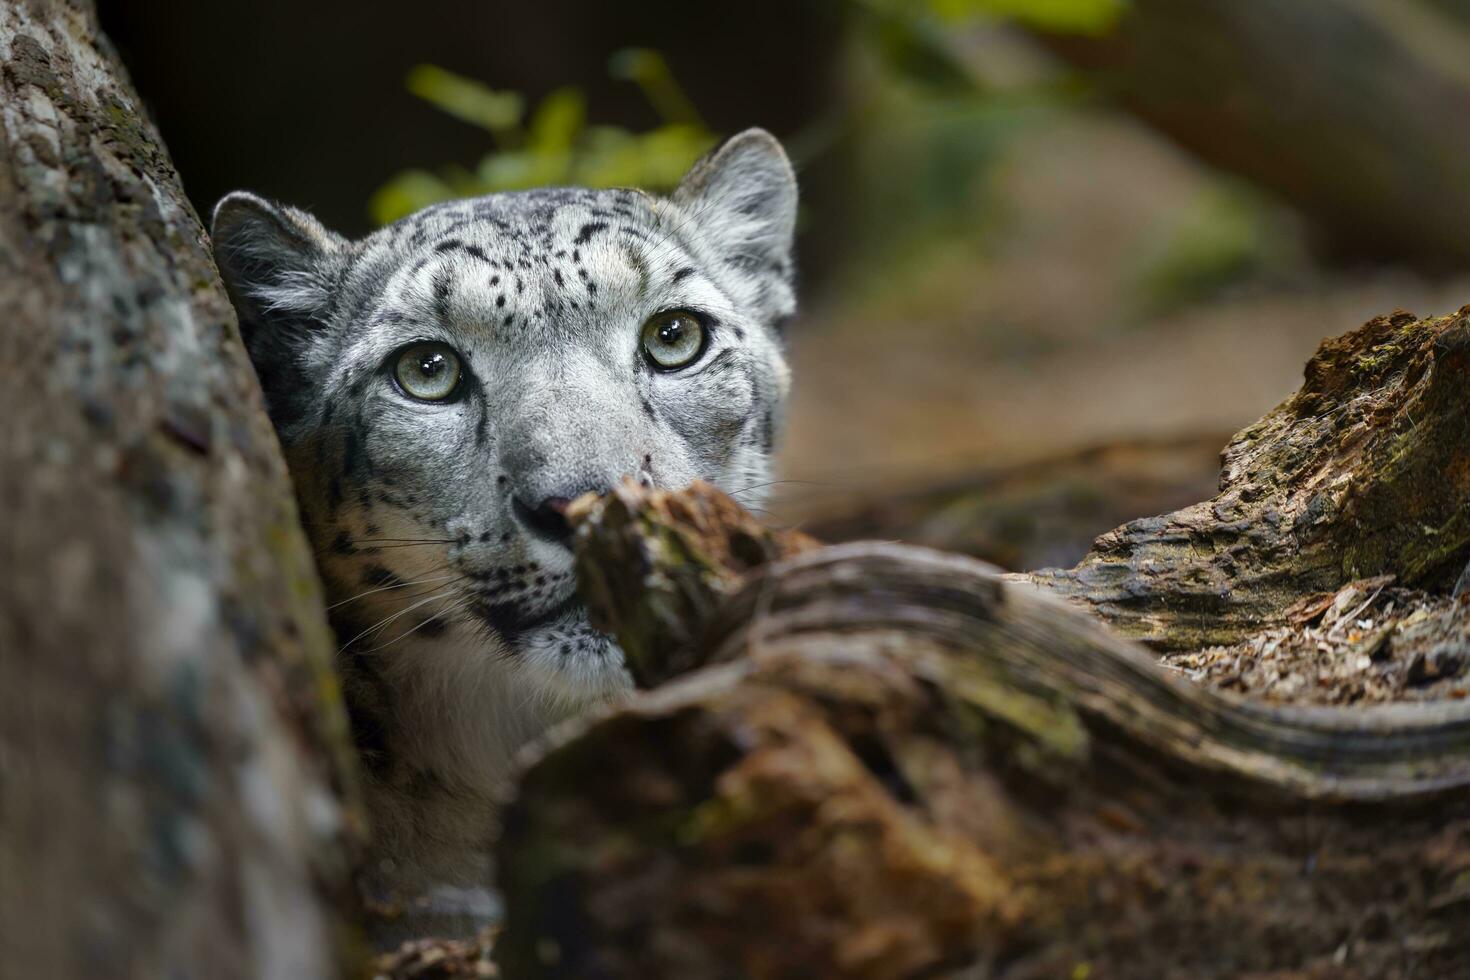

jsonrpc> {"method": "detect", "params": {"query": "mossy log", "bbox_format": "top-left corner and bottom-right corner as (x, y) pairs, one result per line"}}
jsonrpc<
(495, 308), (1470, 978)
(1028, 308), (1470, 651)
(0, 4), (359, 977)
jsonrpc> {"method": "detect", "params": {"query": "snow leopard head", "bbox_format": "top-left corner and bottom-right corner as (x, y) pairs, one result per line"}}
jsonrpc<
(212, 129), (796, 710)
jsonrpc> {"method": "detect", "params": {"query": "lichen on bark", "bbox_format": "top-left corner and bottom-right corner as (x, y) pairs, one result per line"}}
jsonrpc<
(0, 3), (360, 977)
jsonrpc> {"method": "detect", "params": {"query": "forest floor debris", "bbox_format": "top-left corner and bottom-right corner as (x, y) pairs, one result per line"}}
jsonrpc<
(373, 928), (499, 980)
(1161, 577), (1470, 703)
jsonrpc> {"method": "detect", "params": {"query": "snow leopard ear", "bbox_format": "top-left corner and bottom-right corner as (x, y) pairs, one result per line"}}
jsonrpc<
(212, 191), (347, 335)
(674, 128), (798, 290)
(211, 192), (348, 426)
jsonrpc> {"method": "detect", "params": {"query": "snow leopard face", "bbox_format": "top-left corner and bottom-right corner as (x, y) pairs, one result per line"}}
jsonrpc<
(212, 131), (795, 729)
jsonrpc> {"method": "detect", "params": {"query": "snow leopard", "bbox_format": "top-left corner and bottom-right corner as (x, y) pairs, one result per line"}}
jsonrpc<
(210, 129), (797, 910)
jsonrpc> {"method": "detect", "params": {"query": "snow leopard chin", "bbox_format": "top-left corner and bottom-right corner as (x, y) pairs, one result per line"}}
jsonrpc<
(503, 604), (633, 706)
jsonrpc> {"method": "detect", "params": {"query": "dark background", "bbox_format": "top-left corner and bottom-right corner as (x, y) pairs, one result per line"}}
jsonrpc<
(100, 0), (843, 238)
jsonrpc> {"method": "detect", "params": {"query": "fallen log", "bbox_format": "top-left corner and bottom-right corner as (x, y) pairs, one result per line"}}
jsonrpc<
(494, 307), (1470, 978)
(1028, 307), (1470, 651)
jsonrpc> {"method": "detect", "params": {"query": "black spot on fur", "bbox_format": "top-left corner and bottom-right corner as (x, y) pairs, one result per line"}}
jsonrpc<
(672, 266), (695, 283)
(432, 268), (452, 323)
(416, 617), (449, 638)
(403, 767), (448, 799)
(341, 426), (363, 476)
(573, 221), (607, 245)
(331, 531), (357, 556)
(639, 393), (658, 421)
(760, 407), (776, 453)
(363, 565), (404, 589)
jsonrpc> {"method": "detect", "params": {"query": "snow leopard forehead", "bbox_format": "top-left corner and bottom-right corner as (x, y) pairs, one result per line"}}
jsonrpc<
(345, 187), (680, 328)
(329, 183), (792, 367)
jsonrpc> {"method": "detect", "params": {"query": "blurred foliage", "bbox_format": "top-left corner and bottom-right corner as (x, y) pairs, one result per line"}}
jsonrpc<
(830, 0), (1294, 322)
(370, 50), (716, 225)
(1130, 183), (1290, 318)
(849, 0), (1125, 97)
(374, 0), (1290, 325)
(876, 0), (1126, 34)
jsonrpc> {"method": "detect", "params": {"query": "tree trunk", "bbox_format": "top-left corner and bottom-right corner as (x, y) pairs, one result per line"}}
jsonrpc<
(1038, 0), (1470, 272)
(495, 308), (1470, 978)
(0, 3), (359, 978)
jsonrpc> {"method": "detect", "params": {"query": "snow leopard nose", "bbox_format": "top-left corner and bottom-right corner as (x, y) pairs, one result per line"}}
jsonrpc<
(512, 494), (576, 546)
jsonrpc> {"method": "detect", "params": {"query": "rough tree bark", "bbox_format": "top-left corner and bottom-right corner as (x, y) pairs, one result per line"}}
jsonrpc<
(1037, 0), (1470, 271)
(494, 309), (1470, 979)
(1027, 307), (1470, 651)
(0, 3), (359, 978)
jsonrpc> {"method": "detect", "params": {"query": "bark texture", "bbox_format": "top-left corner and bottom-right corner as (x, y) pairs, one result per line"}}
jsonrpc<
(0, 3), (359, 977)
(1028, 307), (1470, 651)
(1039, 0), (1470, 271)
(495, 308), (1470, 978)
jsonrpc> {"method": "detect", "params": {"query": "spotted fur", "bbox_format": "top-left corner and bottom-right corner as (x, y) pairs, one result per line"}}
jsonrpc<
(212, 130), (797, 894)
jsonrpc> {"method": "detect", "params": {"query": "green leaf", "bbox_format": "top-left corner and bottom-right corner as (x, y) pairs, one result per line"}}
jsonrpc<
(372, 50), (719, 223)
(480, 145), (582, 192)
(528, 87), (586, 154)
(932, 0), (1126, 34)
(608, 47), (704, 126)
(368, 169), (460, 225)
(863, 0), (1125, 35)
(405, 64), (525, 136)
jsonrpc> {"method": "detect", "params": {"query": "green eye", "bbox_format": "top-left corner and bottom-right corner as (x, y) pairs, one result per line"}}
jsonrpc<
(640, 310), (706, 369)
(393, 342), (462, 401)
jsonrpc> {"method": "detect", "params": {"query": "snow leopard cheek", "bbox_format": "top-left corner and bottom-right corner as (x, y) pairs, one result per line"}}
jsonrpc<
(660, 352), (763, 472)
(359, 402), (486, 522)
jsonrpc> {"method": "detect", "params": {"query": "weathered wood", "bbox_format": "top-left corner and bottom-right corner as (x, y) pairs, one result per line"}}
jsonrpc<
(568, 481), (820, 688)
(495, 306), (1470, 976)
(499, 485), (1470, 978)
(1027, 308), (1470, 651)
(0, 3), (359, 977)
